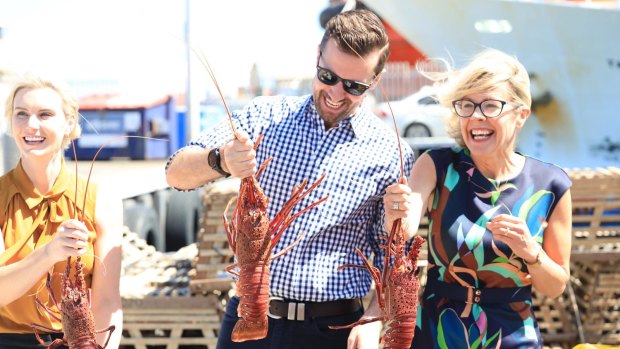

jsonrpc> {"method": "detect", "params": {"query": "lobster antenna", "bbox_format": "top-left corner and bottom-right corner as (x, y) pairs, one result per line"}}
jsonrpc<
(71, 138), (79, 216)
(337, 33), (405, 180)
(78, 112), (100, 135)
(337, 30), (406, 285)
(189, 45), (238, 137)
(78, 135), (168, 222)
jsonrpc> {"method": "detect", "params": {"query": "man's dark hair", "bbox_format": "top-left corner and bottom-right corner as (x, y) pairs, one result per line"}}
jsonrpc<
(319, 9), (390, 77)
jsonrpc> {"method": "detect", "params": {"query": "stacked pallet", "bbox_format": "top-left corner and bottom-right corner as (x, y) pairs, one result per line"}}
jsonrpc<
(190, 178), (240, 295)
(556, 167), (620, 346)
(566, 167), (620, 258)
(121, 297), (221, 349)
(120, 227), (223, 349)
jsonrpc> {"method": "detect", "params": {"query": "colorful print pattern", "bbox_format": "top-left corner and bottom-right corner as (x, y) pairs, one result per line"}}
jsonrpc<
(411, 147), (571, 349)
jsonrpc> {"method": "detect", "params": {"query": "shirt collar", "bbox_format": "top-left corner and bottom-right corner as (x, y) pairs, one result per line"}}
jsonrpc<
(308, 96), (375, 140)
(12, 159), (74, 210)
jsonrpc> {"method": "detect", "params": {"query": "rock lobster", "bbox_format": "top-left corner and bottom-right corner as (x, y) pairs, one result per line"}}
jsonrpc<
(29, 138), (132, 348)
(191, 49), (328, 342)
(326, 37), (426, 349)
(329, 228), (424, 349)
(222, 135), (328, 342)
(32, 257), (115, 349)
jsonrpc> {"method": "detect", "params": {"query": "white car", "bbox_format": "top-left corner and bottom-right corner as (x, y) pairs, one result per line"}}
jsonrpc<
(374, 85), (450, 138)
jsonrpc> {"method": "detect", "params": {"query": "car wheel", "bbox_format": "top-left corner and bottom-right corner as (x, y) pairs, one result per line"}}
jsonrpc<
(165, 190), (203, 252)
(125, 204), (164, 251)
(404, 122), (431, 138)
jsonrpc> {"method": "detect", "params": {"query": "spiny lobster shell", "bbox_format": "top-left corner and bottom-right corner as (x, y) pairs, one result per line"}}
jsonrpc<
(60, 258), (98, 349)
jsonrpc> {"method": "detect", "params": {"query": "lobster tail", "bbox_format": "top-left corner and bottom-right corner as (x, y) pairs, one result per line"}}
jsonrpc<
(382, 314), (417, 349)
(231, 261), (270, 342)
(231, 317), (269, 342)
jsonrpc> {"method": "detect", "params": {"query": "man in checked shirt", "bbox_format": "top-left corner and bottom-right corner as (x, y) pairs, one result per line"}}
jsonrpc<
(166, 9), (415, 349)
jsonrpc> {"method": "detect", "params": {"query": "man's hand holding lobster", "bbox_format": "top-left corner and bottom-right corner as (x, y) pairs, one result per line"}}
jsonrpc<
(219, 130), (257, 179)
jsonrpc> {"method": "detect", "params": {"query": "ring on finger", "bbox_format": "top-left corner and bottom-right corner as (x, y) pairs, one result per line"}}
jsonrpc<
(392, 202), (400, 210)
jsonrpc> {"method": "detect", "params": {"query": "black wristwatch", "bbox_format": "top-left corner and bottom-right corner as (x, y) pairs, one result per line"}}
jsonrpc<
(207, 148), (231, 177)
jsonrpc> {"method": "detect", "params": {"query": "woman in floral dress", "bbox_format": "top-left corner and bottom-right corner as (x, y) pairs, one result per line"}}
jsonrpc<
(384, 48), (573, 349)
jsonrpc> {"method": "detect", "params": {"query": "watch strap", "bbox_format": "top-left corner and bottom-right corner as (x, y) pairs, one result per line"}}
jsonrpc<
(209, 148), (231, 177)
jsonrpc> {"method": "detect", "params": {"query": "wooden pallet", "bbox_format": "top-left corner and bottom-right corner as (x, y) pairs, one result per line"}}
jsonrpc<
(120, 296), (225, 349)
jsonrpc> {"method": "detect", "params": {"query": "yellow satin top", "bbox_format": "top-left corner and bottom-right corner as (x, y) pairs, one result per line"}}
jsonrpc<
(0, 160), (98, 333)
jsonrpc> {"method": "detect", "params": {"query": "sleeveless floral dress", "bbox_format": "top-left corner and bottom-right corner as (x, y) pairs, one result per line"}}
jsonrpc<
(411, 147), (571, 349)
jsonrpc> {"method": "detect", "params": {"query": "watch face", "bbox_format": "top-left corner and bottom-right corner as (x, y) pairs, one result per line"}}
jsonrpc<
(208, 149), (217, 168)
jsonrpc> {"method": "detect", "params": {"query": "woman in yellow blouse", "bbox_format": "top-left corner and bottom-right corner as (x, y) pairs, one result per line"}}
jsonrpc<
(0, 75), (123, 348)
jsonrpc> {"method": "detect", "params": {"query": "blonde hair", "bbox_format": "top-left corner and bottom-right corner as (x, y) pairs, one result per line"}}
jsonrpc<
(4, 74), (81, 149)
(420, 48), (531, 148)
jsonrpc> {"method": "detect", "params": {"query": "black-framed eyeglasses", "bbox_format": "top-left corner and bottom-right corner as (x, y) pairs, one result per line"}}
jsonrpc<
(452, 99), (520, 118)
(316, 52), (374, 96)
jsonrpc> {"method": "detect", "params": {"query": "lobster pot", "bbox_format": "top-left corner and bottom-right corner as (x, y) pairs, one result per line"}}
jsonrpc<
(531, 287), (580, 348)
(567, 167), (620, 345)
(191, 178), (240, 295)
(120, 297), (222, 349)
(571, 259), (620, 345)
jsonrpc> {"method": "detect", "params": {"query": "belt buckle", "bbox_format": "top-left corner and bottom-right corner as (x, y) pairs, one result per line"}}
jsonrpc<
(267, 296), (284, 320)
(267, 297), (306, 321)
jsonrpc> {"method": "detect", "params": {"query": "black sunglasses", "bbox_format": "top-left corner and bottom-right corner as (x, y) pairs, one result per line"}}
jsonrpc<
(316, 52), (374, 96)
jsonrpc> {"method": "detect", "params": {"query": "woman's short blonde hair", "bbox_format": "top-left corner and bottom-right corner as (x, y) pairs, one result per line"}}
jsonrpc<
(421, 48), (532, 148)
(4, 74), (81, 149)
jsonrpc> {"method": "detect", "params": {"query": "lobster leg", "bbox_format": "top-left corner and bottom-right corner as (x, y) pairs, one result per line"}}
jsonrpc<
(31, 323), (64, 349)
(95, 324), (116, 349)
(30, 324), (63, 348)
(329, 315), (386, 330)
(48, 339), (67, 349)
(352, 247), (386, 310)
(223, 197), (238, 254)
(34, 271), (63, 322)
(225, 263), (241, 278)
(270, 232), (305, 260)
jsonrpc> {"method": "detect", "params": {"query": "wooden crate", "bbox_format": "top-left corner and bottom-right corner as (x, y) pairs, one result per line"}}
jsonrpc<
(571, 260), (620, 345)
(532, 285), (581, 348)
(120, 296), (225, 349)
(565, 167), (620, 346)
(567, 167), (620, 258)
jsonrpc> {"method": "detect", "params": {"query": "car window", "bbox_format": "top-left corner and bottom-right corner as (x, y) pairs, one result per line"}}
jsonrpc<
(418, 96), (439, 106)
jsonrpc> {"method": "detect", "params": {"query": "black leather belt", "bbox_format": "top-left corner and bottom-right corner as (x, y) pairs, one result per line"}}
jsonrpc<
(268, 297), (363, 321)
(425, 279), (532, 318)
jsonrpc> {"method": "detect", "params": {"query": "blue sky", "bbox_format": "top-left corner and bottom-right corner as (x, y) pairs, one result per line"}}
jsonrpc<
(0, 0), (327, 97)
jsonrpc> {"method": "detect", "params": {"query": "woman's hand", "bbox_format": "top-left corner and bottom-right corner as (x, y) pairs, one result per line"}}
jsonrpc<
(383, 178), (413, 233)
(486, 214), (541, 263)
(45, 219), (89, 263)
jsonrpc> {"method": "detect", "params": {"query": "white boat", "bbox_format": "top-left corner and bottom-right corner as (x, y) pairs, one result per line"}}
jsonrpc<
(361, 0), (620, 169)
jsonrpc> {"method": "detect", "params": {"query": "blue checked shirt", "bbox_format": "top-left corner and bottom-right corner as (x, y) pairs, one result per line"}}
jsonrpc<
(167, 95), (414, 302)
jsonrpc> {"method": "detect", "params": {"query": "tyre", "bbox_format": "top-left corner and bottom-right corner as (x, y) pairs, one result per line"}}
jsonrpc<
(124, 204), (164, 251)
(404, 122), (431, 138)
(165, 190), (203, 252)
